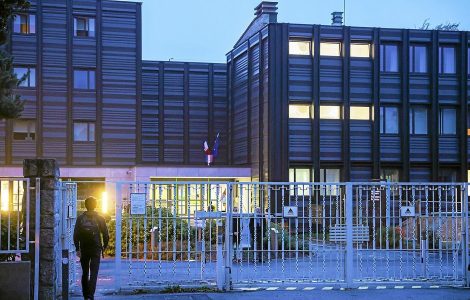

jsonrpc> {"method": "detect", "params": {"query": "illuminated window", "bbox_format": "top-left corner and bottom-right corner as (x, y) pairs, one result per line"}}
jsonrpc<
(289, 168), (312, 196)
(13, 14), (35, 34)
(320, 42), (341, 56)
(74, 16), (95, 37)
(289, 40), (311, 56)
(351, 43), (370, 58)
(350, 106), (370, 120)
(320, 105), (341, 119)
(319, 168), (340, 196)
(289, 104), (311, 118)
(13, 120), (36, 141)
(381, 168), (400, 182)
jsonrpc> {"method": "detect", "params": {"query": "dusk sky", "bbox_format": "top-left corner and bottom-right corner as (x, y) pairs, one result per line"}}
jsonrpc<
(137, 0), (469, 63)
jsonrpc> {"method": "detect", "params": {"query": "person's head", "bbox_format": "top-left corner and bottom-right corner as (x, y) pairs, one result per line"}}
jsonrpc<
(84, 196), (97, 211)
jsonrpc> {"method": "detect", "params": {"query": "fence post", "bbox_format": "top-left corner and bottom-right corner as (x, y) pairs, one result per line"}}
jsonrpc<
(463, 183), (469, 287)
(115, 183), (122, 292)
(224, 183), (233, 290)
(345, 182), (354, 288)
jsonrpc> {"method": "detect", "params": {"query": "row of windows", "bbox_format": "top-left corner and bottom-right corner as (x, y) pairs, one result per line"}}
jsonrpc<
(289, 104), (458, 135)
(289, 40), (459, 74)
(14, 14), (95, 37)
(14, 67), (96, 90)
(11, 120), (95, 142)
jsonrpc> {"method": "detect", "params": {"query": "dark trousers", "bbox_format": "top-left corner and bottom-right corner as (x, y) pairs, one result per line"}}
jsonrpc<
(80, 252), (101, 299)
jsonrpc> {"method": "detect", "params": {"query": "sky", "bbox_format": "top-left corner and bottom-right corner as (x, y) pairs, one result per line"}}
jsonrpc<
(135, 0), (470, 63)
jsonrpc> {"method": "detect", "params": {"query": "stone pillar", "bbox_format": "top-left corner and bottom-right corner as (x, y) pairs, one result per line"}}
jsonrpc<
(23, 159), (62, 299)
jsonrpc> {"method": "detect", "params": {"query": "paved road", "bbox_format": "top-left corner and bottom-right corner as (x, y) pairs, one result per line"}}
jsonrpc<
(70, 287), (470, 300)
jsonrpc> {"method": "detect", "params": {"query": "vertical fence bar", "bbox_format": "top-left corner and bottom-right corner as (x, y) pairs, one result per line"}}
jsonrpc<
(33, 178), (40, 300)
(224, 183), (233, 290)
(463, 183), (469, 287)
(115, 183), (122, 292)
(345, 182), (354, 287)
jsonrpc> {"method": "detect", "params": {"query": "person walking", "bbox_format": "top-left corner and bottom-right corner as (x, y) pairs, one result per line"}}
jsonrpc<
(73, 196), (109, 300)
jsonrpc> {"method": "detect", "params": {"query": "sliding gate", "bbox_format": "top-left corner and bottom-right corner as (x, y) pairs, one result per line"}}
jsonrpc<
(107, 182), (468, 290)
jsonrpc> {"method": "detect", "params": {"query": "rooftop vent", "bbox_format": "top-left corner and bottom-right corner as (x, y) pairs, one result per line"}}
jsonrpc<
(255, 1), (278, 17)
(331, 11), (343, 26)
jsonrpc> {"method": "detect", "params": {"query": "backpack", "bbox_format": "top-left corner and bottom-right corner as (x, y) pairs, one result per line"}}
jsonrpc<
(78, 213), (100, 247)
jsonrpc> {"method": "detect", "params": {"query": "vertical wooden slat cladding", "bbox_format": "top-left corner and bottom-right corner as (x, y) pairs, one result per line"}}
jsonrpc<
(232, 52), (249, 164)
(41, 3), (67, 164)
(350, 166), (372, 182)
(380, 136), (401, 161)
(163, 67), (184, 163)
(188, 66), (209, 164)
(319, 58), (343, 102)
(0, 121), (4, 162)
(350, 121), (372, 161)
(410, 136), (431, 162)
(141, 62), (159, 163)
(250, 45), (260, 178)
(288, 56), (312, 101)
(410, 167), (431, 182)
(101, 1), (138, 166)
(141, 61), (228, 165)
(289, 119), (312, 161)
(320, 120), (342, 161)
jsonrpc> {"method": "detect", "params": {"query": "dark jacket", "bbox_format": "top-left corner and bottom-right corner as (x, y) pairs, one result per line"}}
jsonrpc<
(73, 211), (109, 254)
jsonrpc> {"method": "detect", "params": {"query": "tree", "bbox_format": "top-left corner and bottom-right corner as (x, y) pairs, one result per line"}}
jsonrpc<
(0, 0), (30, 120)
(419, 18), (460, 31)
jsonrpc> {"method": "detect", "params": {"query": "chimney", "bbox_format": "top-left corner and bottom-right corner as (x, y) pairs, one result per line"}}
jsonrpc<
(331, 11), (343, 26)
(254, 1), (278, 23)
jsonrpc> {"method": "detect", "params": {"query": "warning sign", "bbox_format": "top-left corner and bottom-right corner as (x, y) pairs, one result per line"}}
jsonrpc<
(400, 206), (415, 217)
(283, 206), (298, 218)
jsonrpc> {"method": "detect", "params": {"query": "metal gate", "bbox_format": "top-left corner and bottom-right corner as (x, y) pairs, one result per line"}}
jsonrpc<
(69, 181), (469, 291)
(60, 181), (78, 292)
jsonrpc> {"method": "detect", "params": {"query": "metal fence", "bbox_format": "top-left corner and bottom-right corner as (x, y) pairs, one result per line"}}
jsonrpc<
(60, 182), (78, 293)
(64, 181), (469, 291)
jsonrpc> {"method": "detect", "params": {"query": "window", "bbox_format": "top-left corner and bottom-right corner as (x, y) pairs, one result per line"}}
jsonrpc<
(13, 14), (35, 34)
(289, 168), (312, 196)
(73, 69), (95, 90)
(350, 106), (371, 120)
(439, 46), (456, 74)
(439, 108), (456, 135)
(409, 45), (428, 73)
(319, 168), (340, 196)
(439, 169), (457, 182)
(13, 120), (35, 141)
(320, 105), (341, 119)
(380, 168), (400, 182)
(74, 122), (95, 142)
(409, 106), (428, 134)
(14, 67), (35, 88)
(74, 16), (95, 37)
(380, 44), (399, 72)
(289, 40), (311, 56)
(320, 42), (341, 56)
(289, 104), (311, 118)
(350, 43), (370, 58)
(380, 106), (399, 134)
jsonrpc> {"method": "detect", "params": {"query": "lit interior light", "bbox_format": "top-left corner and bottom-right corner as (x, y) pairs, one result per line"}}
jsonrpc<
(102, 191), (108, 214)
(1, 181), (9, 212)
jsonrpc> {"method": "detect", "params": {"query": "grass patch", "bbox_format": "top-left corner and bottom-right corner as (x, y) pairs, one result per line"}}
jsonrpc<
(160, 285), (219, 294)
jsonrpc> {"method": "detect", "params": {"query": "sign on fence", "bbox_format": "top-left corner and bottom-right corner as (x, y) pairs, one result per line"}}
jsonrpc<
(400, 206), (415, 217)
(283, 206), (298, 218)
(130, 193), (146, 215)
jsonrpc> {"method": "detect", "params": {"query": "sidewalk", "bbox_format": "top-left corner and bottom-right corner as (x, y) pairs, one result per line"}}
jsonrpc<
(71, 287), (470, 300)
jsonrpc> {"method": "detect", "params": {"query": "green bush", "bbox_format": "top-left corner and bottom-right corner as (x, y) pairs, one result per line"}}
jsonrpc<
(0, 212), (25, 261)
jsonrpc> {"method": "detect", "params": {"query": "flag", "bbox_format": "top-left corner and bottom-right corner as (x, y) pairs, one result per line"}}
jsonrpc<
(204, 141), (211, 155)
(213, 133), (220, 157)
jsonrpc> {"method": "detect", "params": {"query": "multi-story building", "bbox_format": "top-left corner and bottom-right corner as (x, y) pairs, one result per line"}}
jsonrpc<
(1, 0), (469, 188)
